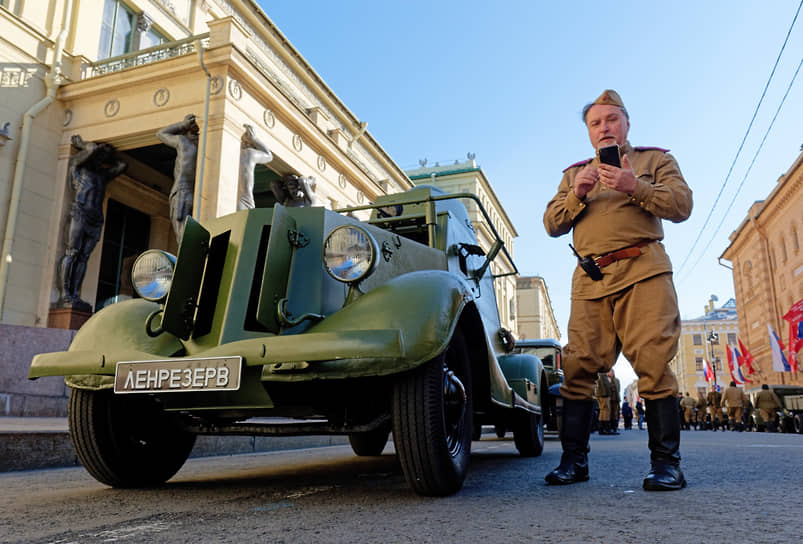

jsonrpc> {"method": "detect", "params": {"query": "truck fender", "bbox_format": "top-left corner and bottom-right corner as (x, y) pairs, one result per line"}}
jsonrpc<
(308, 270), (473, 367)
(496, 353), (545, 410)
(29, 298), (184, 389)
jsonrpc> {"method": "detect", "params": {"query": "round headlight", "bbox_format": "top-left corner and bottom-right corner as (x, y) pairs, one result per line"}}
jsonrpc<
(131, 250), (176, 302)
(323, 225), (377, 283)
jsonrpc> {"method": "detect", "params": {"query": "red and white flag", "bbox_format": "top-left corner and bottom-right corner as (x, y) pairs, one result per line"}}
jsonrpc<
(703, 358), (715, 382)
(782, 298), (803, 373)
(725, 345), (743, 385)
(737, 337), (756, 375)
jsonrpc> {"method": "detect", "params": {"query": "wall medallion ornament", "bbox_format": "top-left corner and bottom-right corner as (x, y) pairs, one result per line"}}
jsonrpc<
(63, 109), (73, 127)
(104, 99), (120, 118)
(357, 190), (365, 204)
(228, 78), (242, 101)
(292, 134), (303, 151)
(263, 109), (276, 129)
(210, 76), (224, 95)
(153, 88), (170, 107)
(317, 155), (326, 172)
(338, 173), (347, 189)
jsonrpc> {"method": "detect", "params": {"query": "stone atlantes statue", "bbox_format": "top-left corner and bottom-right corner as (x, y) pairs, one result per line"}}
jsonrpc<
(270, 173), (325, 208)
(157, 114), (199, 242)
(58, 135), (127, 311)
(238, 124), (273, 210)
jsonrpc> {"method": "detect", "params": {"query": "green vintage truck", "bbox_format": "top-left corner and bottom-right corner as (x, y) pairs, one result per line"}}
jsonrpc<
(29, 186), (548, 496)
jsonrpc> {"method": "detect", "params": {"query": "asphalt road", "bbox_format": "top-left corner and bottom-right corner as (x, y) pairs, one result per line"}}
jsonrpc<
(1, 429), (800, 544)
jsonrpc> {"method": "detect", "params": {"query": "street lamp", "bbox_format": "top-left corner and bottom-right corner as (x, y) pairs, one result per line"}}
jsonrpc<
(707, 331), (719, 388)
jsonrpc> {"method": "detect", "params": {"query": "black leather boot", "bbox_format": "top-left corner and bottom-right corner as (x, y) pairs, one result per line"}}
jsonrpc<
(643, 397), (687, 491)
(545, 399), (594, 485)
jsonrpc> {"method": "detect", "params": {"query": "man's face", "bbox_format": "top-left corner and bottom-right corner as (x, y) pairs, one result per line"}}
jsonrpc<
(585, 104), (630, 150)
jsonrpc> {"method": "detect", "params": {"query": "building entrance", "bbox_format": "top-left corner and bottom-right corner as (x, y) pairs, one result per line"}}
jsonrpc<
(93, 199), (150, 311)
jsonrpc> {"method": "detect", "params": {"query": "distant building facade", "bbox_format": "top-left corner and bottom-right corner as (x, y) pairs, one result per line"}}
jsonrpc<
(405, 157), (519, 333)
(721, 146), (803, 386)
(672, 296), (739, 397)
(515, 276), (560, 341)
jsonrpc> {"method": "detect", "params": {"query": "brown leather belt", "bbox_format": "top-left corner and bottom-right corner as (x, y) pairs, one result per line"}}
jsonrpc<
(594, 241), (651, 268)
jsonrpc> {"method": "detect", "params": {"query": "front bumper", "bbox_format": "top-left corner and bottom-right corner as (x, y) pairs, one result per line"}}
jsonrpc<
(30, 328), (410, 384)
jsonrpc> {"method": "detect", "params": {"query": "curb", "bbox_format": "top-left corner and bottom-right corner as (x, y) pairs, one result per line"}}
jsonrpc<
(0, 420), (349, 472)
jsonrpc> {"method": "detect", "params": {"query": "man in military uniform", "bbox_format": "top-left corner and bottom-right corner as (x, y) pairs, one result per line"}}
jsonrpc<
(543, 90), (692, 491)
(608, 370), (621, 435)
(695, 392), (707, 430)
(680, 392), (697, 430)
(720, 381), (744, 431)
(755, 384), (781, 431)
(594, 373), (612, 434)
(707, 387), (723, 430)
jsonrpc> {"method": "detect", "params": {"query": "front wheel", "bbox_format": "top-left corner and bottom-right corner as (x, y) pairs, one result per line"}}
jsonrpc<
(512, 409), (544, 457)
(794, 413), (803, 434)
(68, 388), (196, 487)
(392, 329), (472, 496)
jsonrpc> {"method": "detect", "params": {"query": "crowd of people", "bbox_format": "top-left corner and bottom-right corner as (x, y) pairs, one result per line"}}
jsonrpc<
(672, 382), (783, 432)
(589, 380), (784, 435)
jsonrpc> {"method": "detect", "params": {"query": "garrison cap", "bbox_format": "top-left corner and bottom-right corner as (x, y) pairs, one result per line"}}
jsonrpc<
(582, 89), (628, 121)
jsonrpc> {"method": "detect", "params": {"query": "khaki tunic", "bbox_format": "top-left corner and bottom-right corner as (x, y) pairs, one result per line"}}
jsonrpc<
(595, 374), (611, 420)
(696, 394), (707, 421)
(680, 395), (696, 423)
(720, 385), (744, 422)
(755, 389), (781, 422)
(610, 377), (621, 423)
(707, 390), (723, 418)
(544, 142), (693, 401)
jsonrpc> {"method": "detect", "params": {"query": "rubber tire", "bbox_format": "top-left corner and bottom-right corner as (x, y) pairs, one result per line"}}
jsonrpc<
(392, 329), (472, 496)
(68, 388), (196, 487)
(472, 423), (482, 441)
(512, 409), (545, 457)
(794, 413), (803, 434)
(348, 426), (391, 456)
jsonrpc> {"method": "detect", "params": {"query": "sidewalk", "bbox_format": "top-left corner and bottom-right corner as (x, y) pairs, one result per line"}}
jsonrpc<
(0, 417), (348, 473)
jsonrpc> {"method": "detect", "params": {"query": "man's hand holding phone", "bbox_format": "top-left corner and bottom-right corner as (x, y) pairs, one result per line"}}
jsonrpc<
(597, 145), (637, 194)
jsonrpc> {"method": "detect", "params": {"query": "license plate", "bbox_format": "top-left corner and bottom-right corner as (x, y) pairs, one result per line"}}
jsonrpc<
(114, 356), (242, 394)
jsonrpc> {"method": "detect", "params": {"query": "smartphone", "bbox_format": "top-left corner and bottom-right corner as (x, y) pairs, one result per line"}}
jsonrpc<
(599, 144), (621, 168)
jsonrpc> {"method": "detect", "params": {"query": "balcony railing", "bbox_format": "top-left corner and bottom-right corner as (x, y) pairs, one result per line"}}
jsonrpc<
(88, 33), (210, 78)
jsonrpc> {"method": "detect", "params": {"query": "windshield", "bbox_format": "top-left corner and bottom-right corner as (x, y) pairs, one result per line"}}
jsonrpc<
(513, 346), (559, 370)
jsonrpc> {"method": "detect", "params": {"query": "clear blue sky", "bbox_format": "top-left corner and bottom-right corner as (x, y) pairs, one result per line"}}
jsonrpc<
(260, 1), (803, 387)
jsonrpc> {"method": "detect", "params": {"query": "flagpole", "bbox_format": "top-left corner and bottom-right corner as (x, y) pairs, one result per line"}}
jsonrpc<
(707, 330), (719, 389)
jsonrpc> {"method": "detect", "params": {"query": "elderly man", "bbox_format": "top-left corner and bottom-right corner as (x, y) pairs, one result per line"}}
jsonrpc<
(543, 90), (693, 491)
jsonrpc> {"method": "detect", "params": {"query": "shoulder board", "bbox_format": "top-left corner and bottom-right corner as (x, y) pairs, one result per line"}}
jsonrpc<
(563, 158), (593, 172)
(633, 146), (669, 153)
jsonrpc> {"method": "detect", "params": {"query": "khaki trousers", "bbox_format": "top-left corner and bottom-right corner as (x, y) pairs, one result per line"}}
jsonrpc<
(560, 273), (680, 401)
(597, 397), (610, 420)
(727, 407), (743, 423)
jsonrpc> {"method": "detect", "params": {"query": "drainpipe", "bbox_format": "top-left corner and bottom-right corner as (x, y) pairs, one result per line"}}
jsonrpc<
(0, 0), (74, 319)
(194, 39), (211, 219)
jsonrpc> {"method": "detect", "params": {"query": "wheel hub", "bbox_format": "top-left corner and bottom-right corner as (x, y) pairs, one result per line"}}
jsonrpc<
(443, 369), (467, 425)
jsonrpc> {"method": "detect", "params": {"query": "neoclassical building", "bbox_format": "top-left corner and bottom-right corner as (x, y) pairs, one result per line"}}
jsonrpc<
(721, 146), (803, 386)
(1, 0), (414, 329)
(672, 296), (739, 396)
